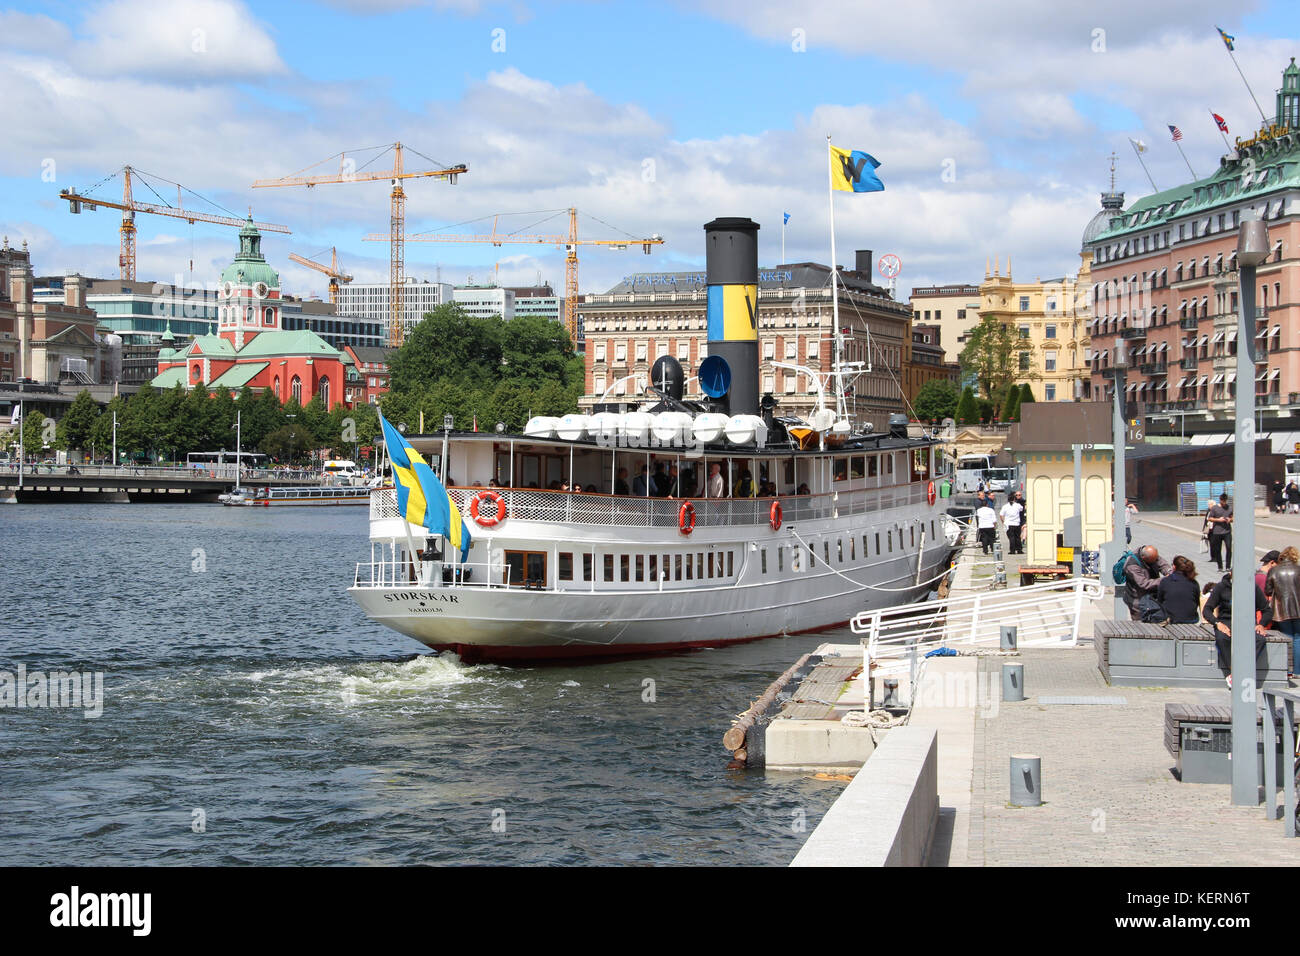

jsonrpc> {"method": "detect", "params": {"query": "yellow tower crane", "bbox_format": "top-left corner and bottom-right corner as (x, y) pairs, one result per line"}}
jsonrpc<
(59, 165), (291, 282)
(287, 248), (353, 304)
(252, 143), (467, 347)
(365, 208), (664, 345)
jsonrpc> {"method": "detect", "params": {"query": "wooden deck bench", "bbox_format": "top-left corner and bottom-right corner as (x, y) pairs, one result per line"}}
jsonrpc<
(1096, 619), (1293, 688)
(1164, 702), (1287, 783)
(1019, 564), (1070, 587)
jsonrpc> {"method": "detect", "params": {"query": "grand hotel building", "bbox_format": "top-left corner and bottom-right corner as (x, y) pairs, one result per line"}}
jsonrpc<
(576, 252), (910, 429)
(1085, 59), (1300, 424)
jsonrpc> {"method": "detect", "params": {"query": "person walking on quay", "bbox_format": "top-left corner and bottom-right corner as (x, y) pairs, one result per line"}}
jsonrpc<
(1204, 493), (1233, 572)
(1122, 545), (1172, 621)
(1272, 479), (1287, 514)
(1256, 550), (1280, 594)
(1157, 555), (1202, 624)
(999, 493), (1025, 554)
(1265, 546), (1300, 676)
(1202, 569), (1272, 689)
(975, 498), (998, 554)
(1287, 480), (1300, 514)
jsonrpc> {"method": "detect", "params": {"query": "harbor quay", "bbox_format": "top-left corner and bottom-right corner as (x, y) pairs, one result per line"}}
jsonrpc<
(755, 514), (1300, 867)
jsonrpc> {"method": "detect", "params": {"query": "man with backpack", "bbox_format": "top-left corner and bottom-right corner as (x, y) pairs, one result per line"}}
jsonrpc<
(1119, 545), (1172, 621)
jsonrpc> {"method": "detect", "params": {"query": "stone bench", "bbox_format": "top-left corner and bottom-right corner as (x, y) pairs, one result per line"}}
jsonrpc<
(1163, 702), (1288, 784)
(1096, 619), (1292, 688)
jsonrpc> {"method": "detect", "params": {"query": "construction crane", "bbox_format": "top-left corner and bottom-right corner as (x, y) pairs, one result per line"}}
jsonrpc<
(60, 166), (291, 282)
(287, 248), (352, 304)
(365, 208), (664, 345)
(252, 143), (467, 347)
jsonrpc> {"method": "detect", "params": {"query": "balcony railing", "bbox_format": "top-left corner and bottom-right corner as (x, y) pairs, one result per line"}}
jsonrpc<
(1138, 362), (1168, 375)
(1119, 326), (1148, 339)
(1179, 316), (1198, 330)
(1180, 356), (1198, 370)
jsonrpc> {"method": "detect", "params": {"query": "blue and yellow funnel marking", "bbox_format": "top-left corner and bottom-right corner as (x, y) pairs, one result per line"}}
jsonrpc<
(706, 283), (758, 342)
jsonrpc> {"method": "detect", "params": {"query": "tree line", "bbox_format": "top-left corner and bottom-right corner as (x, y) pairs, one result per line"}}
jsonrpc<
(2, 305), (584, 462)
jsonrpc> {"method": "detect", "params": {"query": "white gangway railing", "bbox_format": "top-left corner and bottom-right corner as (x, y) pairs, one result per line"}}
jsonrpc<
(851, 578), (1106, 699)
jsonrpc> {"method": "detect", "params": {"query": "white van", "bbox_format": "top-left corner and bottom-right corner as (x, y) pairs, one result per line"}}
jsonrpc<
(323, 459), (360, 485)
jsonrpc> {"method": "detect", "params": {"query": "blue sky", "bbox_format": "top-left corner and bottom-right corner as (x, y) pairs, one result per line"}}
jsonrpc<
(1, 0), (1298, 299)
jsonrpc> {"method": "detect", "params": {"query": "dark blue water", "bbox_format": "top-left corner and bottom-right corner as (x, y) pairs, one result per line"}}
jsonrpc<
(0, 504), (846, 865)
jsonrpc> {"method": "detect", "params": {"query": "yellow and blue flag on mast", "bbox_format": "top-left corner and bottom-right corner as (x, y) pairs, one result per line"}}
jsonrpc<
(829, 145), (884, 193)
(1216, 26), (1235, 52)
(378, 411), (471, 560)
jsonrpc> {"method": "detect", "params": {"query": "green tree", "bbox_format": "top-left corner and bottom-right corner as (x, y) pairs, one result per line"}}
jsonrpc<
(21, 410), (49, 456)
(1019, 382), (1036, 407)
(999, 384), (1022, 423)
(954, 386), (979, 425)
(57, 390), (101, 451)
(90, 396), (127, 461)
(260, 423), (307, 462)
(913, 380), (960, 423)
(959, 315), (1036, 401)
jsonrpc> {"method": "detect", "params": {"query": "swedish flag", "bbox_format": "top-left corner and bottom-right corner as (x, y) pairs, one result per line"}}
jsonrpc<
(378, 411), (471, 560)
(1216, 26), (1234, 52)
(830, 145), (884, 193)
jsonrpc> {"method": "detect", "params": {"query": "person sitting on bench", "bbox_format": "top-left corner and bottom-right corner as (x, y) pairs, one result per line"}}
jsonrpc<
(1202, 570), (1272, 689)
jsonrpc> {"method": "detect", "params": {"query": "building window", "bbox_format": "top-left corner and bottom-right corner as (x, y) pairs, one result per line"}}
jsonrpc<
(615, 343), (627, 363)
(264, 307), (274, 326)
(635, 343), (647, 362)
(677, 342), (689, 361)
(274, 375), (280, 399)
(1044, 351), (1057, 372)
(594, 375), (606, 394)
(785, 340), (796, 359)
(1018, 326), (1030, 339)
(763, 374), (774, 393)
(291, 375), (302, 403)
(957, 309), (966, 319)
(595, 343), (606, 363)
(1019, 296), (1030, 311)
(1045, 324), (1057, 339)
(764, 341), (775, 360)
(807, 340), (819, 359)
(1019, 352), (1030, 371)
(1045, 383), (1056, 401)
(319, 377), (329, 408)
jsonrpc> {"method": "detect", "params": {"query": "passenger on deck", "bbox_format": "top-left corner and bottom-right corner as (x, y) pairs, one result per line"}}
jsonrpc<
(548, 480), (562, 490)
(707, 463), (724, 498)
(666, 465), (680, 498)
(652, 462), (670, 497)
(585, 483), (599, 493)
(633, 466), (650, 497)
(735, 470), (756, 498)
(614, 467), (630, 496)
(488, 478), (502, 488)
(797, 483), (810, 495)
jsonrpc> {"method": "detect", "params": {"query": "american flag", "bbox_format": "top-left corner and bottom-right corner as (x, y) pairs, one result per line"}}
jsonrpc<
(1168, 124), (1183, 142)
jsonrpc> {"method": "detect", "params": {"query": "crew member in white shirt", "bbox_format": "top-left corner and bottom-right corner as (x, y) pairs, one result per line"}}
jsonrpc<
(999, 496), (1025, 554)
(975, 500), (998, 554)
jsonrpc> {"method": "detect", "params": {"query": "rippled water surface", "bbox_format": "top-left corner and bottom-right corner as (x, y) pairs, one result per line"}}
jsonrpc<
(0, 504), (846, 865)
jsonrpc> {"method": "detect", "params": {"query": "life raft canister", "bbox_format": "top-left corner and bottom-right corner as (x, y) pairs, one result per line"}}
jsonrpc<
(927, 481), (937, 506)
(470, 489), (507, 527)
(678, 501), (697, 535)
(769, 500), (782, 531)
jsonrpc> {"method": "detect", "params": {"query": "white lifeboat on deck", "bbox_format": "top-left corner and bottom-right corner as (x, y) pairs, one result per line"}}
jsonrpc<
(555, 414), (590, 441)
(692, 413), (730, 444)
(524, 416), (559, 438)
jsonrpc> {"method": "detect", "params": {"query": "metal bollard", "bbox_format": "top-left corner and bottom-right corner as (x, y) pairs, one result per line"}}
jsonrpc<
(1002, 661), (1025, 702)
(1010, 754), (1042, 807)
(1000, 625), (1018, 651)
(882, 678), (900, 708)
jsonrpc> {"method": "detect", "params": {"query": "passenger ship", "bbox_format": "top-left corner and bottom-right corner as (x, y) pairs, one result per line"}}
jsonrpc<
(347, 216), (959, 662)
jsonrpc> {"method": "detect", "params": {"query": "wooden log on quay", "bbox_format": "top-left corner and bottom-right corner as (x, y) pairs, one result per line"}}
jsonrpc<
(723, 652), (814, 761)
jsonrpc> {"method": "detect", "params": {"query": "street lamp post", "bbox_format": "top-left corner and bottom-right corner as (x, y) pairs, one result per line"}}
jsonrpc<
(1111, 347), (1129, 619)
(16, 398), (23, 490)
(233, 410), (242, 490)
(1230, 217), (1269, 806)
(111, 409), (118, 470)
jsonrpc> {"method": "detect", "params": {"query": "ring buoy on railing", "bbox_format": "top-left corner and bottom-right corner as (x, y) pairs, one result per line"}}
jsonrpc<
(679, 501), (697, 535)
(927, 481), (937, 506)
(769, 500), (782, 531)
(470, 489), (507, 527)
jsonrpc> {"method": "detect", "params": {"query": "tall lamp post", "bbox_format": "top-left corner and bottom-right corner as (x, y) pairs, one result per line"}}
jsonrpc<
(1111, 346), (1129, 619)
(1230, 217), (1269, 806)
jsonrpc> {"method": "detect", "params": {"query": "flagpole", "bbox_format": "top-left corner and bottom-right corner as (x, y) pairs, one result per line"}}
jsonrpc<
(782, 216), (786, 265)
(1209, 109), (1234, 153)
(1219, 28), (1268, 124)
(826, 135), (839, 353)
(1175, 141), (1198, 179)
(1130, 139), (1158, 192)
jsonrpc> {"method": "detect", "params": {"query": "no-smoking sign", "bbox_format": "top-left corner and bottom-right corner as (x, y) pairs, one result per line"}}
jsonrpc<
(877, 254), (901, 279)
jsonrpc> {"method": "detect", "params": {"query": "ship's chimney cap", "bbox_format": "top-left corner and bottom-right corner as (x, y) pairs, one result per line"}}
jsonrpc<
(703, 217), (760, 232)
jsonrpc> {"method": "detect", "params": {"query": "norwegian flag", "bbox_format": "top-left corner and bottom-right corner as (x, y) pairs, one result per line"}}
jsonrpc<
(1168, 124), (1183, 142)
(1213, 113), (1229, 134)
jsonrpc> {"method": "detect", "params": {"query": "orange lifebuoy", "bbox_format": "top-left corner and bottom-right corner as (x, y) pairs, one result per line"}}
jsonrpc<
(470, 489), (507, 527)
(678, 501), (697, 535)
(927, 481), (937, 506)
(770, 500), (782, 531)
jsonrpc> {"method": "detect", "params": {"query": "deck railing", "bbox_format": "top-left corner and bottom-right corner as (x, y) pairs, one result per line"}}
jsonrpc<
(370, 482), (932, 528)
(353, 559), (505, 589)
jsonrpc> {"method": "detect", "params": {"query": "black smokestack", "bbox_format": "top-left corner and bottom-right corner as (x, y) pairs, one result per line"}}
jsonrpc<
(703, 217), (760, 416)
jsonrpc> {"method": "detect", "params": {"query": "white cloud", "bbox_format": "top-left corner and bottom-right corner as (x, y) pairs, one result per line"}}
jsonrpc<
(75, 0), (286, 79)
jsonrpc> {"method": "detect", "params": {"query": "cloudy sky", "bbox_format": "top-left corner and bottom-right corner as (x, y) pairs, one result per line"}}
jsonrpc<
(1, 0), (1297, 301)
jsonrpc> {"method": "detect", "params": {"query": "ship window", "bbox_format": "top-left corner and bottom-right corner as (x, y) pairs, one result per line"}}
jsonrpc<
(636, 555), (645, 582)
(887, 533), (893, 553)
(784, 461), (795, 484)
(559, 552), (573, 581)
(583, 554), (593, 582)
(620, 555), (630, 582)
(886, 455), (894, 476)
(863, 534), (870, 556)
(875, 533), (881, 554)
(685, 554), (693, 580)
(675, 554), (683, 580)
(868, 456), (879, 477)
(808, 543), (816, 568)
(604, 555), (614, 582)
(850, 456), (865, 478)
(778, 547), (784, 572)
(850, 537), (856, 560)
(833, 458), (848, 481)
(824, 541), (830, 565)
(838, 539), (844, 562)
(931, 520), (936, 541)
(504, 550), (546, 587)
(727, 552), (734, 577)
(707, 554), (714, 579)
(761, 549), (767, 574)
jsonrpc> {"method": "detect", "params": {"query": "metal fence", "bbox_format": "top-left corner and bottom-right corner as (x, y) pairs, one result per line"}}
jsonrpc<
(370, 483), (930, 529)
